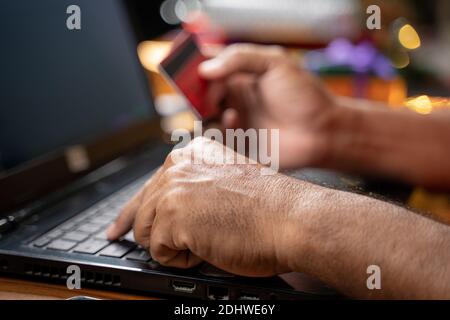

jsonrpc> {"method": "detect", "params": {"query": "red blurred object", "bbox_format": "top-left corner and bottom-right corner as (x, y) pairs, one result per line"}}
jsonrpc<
(183, 12), (226, 47)
(159, 32), (218, 119)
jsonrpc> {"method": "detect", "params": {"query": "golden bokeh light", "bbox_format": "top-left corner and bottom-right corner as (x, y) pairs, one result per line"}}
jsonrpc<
(405, 95), (433, 114)
(137, 41), (172, 72)
(404, 96), (450, 115)
(398, 24), (421, 50)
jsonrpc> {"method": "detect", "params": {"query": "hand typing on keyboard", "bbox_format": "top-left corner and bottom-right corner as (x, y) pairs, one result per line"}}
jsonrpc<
(106, 43), (337, 276)
(106, 137), (304, 277)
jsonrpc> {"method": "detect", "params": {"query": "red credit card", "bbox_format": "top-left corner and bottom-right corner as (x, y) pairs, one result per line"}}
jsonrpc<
(159, 32), (217, 120)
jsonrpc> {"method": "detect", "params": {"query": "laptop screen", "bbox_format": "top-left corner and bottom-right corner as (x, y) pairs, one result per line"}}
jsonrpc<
(0, 0), (156, 172)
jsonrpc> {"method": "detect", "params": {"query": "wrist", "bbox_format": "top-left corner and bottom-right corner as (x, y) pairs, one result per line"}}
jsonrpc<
(278, 180), (347, 275)
(272, 177), (323, 274)
(319, 97), (364, 169)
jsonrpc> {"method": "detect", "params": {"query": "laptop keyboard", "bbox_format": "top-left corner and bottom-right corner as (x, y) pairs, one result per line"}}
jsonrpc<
(30, 176), (152, 263)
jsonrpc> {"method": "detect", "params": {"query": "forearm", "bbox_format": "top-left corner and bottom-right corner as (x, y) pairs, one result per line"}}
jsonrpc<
(283, 182), (450, 299)
(326, 97), (450, 189)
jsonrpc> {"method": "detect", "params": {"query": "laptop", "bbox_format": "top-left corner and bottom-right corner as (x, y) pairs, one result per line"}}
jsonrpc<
(0, 0), (335, 300)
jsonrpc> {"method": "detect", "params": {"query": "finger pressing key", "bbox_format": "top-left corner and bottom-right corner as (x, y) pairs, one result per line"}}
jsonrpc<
(107, 167), (164, 240)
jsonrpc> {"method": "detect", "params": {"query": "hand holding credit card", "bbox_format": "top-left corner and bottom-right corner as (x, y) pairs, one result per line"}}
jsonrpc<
(159, 32), (218, 120)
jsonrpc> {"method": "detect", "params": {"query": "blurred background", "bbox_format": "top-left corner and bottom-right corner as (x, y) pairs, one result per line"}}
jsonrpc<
(125, 0), (450, 134)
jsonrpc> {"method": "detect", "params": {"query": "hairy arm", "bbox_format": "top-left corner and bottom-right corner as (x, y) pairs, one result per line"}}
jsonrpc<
(282, 181), (450, 299)
(325, 98), (450, 190)
(107, 136), (450, 299)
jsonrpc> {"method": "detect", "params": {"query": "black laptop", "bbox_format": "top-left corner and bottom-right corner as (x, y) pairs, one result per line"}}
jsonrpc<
(0, 0), (335, 300)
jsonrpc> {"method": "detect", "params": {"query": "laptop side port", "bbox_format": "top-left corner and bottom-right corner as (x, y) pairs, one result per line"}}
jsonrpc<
(171, 280), (197, 294)
(207, 286), (229, 300)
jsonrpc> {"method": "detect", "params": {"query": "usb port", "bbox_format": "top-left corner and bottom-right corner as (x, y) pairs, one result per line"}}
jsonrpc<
(172, 280), (197, 294)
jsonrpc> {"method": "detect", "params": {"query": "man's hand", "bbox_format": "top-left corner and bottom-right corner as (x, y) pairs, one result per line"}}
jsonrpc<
(200, 44), (340, 168)
(105, 137), (450, 298)
(200, 44), (450, 190)
(107, 137), (302, 276)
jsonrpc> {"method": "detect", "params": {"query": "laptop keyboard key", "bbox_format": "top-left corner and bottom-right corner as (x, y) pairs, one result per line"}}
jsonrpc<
(104, 214), (117, 223)
(89, 216), (110, 226)
(28, 178), (151, 252)
(73, 239), (109, 254)
(83, 209), (99, 217)
(72, 213), (92, 224)
(60, 221), (77, 231)
(47, 239), (76, 251)
(77, 224), (102, 234)
(93, 230), (108, 240)
(46, 229), (64, 239)
(101, 209), (120, 218)
(63, 231), (89, 242)
(125, 249), (151, 262)
(99, 240), (135, 258)
(33, 237), (52, 248)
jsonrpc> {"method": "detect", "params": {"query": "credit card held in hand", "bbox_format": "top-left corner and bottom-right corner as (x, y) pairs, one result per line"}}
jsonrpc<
(159, 32), (216, 120)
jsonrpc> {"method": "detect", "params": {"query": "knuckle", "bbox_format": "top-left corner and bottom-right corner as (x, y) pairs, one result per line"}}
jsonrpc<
(170, 145), (194, 166)
(155, 255), (170, 265)
(190, 136), (219, 151)
(164, 162), (191, 179)
(165, 148), (189, 168)
(264, 46), (292, 69)
(190, 135), (210, 146)
(156, 190), (190, 225)
(163, 165), (180, 180)
(267, 45), (288, 58)
(188, 136), (212, 156)
(230, 43), (260, 53)
(223, 44), (256, 62)
(157, 188), (185, 212)
(224, 43), (246, 56)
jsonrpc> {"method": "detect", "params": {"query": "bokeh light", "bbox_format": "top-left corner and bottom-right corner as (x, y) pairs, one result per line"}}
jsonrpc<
(137, 41), (172, 72)
(405, 95), (433, 114)
(398, 24), (421, 50)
